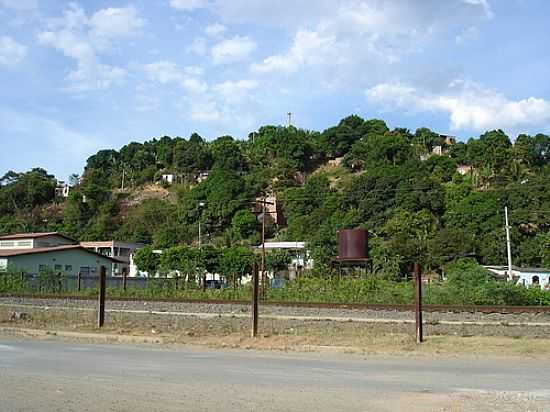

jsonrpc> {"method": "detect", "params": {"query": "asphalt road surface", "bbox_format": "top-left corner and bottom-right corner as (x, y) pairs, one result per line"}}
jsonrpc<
(1, 337), (550, 412)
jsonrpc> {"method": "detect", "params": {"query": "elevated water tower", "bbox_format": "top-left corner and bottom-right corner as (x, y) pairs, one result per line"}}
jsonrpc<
(333, 229), (370, 275)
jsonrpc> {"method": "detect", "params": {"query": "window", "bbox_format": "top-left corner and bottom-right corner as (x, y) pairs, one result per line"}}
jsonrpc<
(532, 276), (540, 285)
(79, 267), (90, 276)
(17, 240), (32, 247)
(38, 264), (50, 272)
(0, 241), (14, 248)
(65, 265), (73, 272)
(54, 264), (62, 272)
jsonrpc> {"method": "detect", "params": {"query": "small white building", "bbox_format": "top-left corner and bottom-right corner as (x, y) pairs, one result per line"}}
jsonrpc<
(255, 241), (313, 280)
(197, 171), (209, 183)
(55, 182), (71, 198)
(80, 240), (145, 276)
(485, 265), (550, 288)
(161, 174), (175, 184)
(457, 164), (472, 175)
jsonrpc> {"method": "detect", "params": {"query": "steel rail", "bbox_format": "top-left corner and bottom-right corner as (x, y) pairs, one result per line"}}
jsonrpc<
(1, 293), (550, 314)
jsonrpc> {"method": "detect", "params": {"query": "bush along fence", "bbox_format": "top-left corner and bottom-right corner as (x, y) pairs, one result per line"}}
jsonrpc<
(1, 259), (549, 306)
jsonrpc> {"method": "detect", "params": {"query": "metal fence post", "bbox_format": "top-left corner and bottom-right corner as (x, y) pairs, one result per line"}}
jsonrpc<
(122, 268), (127, 292)
(251, 261), (259, 338)
(414, 262), (423, 344)
(98, 266), (106, 328)
(77, 272), (81, 292)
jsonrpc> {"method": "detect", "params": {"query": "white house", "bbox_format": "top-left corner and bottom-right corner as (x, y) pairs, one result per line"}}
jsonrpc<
(484, 265), (550, 288)
(80, 240), (144, 276)
(255, 241), (313, 280)
(161, 174), (175, 184)
(55, 182), (71, 198)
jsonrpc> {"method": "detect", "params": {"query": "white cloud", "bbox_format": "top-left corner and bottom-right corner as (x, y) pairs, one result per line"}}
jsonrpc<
(169, 0), (209, 11)
(251, 29), (337, 74)
(455, 26), (479, 45)
(37, 4), (144, 91)
(88, 6), (144, 43)
(462, 0), (494, 19)
(0, 36), (27, 67)
(366, 80), (550, 134)
(211, 35), (256, 64)
(205, 22), (226, 37)
(189, 100), (221, 122)
(143, 60), (207, 94)
(249, 0), (492, 86)
(187, 37), (207, 55)
(213, 79), (258, 103)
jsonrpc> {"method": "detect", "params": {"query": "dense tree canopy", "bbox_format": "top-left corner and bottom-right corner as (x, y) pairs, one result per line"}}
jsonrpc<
(1, 116), (549, 276)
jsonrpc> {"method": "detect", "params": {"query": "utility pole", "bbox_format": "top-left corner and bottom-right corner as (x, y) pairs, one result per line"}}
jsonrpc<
(287, 112), (292, 127)
(198, 202), (205, 291)
(97, 266), (106, 328)
(414, 262), (423, 344)
(505, 206), (513, 281)
(261, 197), (266, 299)
(251, 261), (259, 337)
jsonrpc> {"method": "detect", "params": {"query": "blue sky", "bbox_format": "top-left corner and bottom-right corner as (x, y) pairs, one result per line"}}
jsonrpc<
(1, 0), (550, 180)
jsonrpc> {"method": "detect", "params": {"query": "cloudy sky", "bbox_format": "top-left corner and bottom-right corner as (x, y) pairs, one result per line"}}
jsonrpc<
(1, 0), (549, 180)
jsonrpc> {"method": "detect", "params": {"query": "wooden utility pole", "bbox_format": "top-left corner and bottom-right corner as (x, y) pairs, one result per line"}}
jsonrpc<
(261, 197), (267, 299)
(504, 206), (513, 281)
(97, 266), (106, 328)
(414, 262), (423, 344)
(251, 261), (259, 337)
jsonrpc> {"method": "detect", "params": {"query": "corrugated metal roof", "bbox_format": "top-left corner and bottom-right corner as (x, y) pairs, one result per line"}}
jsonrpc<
(255, 242), (307, 249)
(0, 245), (119, 262)
(0, 232), (76, 242)
(484, 265), (550, 274)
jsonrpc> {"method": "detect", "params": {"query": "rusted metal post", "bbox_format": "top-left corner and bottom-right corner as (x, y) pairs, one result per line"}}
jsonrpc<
(414, 262), (423, 344)
(122, 268), (127, 292)
(98, 266), (106, 328)
(57, 272), (63, 293)
(251, 261), (259, 338)
(77, 271), (81, 292)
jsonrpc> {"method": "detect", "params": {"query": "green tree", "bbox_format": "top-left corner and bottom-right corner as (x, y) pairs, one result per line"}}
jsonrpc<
(218, 246), (255, 288)
(133, 246), (160, 275)
(231, 209), (258, 241)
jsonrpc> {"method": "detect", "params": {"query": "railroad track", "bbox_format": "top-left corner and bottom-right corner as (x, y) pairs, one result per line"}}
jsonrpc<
(1, 293), (550, 314)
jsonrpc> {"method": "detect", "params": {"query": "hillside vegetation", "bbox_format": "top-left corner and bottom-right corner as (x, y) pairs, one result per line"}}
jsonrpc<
(1, 115), (549, 275)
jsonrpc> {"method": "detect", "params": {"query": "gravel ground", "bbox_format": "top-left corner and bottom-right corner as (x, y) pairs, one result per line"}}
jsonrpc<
(1, 296), (550, 323)
(2, 296), (550, 338)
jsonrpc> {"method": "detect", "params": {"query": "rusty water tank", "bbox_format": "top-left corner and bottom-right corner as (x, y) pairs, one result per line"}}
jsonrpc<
(337, 229), (368, 259)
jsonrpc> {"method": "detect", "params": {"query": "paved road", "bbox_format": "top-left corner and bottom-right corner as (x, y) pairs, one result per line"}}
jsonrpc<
(1, 337), (549, 411)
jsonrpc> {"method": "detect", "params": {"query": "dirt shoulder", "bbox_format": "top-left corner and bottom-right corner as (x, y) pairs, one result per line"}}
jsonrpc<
(2, 303), (550, 359)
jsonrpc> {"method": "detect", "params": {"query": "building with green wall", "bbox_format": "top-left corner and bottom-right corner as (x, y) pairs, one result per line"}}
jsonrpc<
(0, 233), (117, 276)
